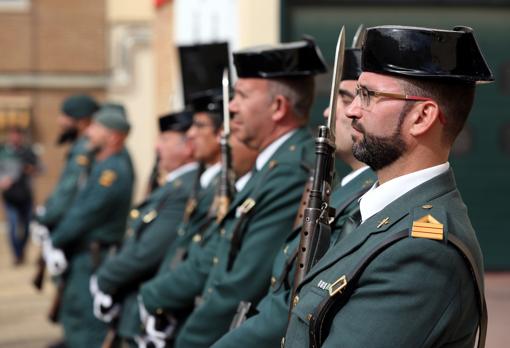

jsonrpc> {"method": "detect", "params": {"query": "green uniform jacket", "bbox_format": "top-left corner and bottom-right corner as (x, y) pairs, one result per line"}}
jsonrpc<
(37, 136), (91, 228)
(284, 169), (483, 348)
(140, 169), (218, 315)
(95, 165), (199, 339)
(212, 168), (376, 348)
(51, 149), (135, 348)
(172, 128), (315, 348)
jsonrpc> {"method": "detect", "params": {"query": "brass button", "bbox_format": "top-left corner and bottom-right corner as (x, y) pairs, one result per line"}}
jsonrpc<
(307, 313), (313, 321)
(292, 295), (299, 308)
(422, 204), (433, 209)
(193, 234), (202, 243)
(130, 209), (140, 219)
(213, 257), (219, 265)
(289, 145), (296, 151)
(271, 276), (277, 287)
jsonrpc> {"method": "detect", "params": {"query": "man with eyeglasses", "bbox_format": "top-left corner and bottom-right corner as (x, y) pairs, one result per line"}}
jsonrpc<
(284, 25), (492, 348)
(211, 46), (376, 348)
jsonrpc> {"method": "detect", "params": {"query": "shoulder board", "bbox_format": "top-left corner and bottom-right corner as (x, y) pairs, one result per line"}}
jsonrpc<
(99, 169), (117, 187)
(410, 204), (446, 241)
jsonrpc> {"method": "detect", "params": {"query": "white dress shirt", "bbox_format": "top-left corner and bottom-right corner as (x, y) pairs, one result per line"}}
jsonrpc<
(165, 162), (200, 183)
(200, 162), (221, 189)
(340, 166), (370, 187)
(359, 162), (450, 223)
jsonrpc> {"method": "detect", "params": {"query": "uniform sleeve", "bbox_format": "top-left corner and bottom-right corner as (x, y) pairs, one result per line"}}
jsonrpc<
(322, 238), (478, 348)
(139, 224), (221, 314)
(51, 167), (126, 249)
(96, 187), (189, 295)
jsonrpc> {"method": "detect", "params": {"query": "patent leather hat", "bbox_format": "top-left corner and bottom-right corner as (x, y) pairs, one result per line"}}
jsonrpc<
(233, 38), (328, 78)
(158, 110), (194, 133)
(361, 25), (494, 84)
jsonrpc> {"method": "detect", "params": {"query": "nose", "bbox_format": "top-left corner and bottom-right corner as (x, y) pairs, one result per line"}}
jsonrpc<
(322, 106), (330, 119)
(345, 95), (362, 120)
(186, 125), (197, 140)
(229, 97), (238, 115)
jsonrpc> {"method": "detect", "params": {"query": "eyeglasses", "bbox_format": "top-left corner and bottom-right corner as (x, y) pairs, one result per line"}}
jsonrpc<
(355, 85), (445, 124)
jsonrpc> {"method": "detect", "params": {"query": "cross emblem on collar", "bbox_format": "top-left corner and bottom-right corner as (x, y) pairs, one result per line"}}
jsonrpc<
(377, 217), (390, 229)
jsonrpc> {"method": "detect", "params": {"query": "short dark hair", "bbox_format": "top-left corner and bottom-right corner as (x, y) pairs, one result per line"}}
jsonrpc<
(267, 76), (315, 123)
(399, 78), (476, 143)
(205, 111), (223, 132)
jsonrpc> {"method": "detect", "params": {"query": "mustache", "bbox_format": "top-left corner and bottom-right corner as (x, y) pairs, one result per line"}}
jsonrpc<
(351, 119), (365, 134)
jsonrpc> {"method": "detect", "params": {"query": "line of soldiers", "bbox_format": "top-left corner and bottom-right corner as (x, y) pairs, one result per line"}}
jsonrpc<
(31, 24), (493, 348)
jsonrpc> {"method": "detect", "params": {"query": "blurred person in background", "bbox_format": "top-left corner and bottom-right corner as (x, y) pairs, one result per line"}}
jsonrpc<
(0, 126), (40, 265)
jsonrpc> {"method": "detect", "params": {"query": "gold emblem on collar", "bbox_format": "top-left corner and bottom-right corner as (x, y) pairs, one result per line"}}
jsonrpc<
(328, 275), (348, 296)
(143, 210), (158, 223)
(289, 144), (296, 152)
(269, 160), (278, 169)
(239, 198), (256, 214)
(377, 217), (390, 229)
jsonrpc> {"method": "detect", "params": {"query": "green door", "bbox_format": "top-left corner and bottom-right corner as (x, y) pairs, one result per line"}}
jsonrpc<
(282, 2), (510, 269)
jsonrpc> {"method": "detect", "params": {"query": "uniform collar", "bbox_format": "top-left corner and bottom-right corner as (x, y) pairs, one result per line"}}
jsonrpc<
(166, 162), (199, 183)
(255, 130), (296, 171)
(340, 166), (370, 187)
(359, 162), (449, 223)
(200, 162), (221, 188)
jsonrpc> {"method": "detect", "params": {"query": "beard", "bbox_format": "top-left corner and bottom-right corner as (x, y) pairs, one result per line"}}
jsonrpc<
(56, 127), (79, 145)
(351, 106), (410, 171)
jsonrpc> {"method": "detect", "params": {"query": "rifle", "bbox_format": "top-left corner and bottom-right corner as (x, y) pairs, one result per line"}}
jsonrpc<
(292, 27), (346, 296)
(215, 68), (235, 223)
(32, 253), (45, 291)
(48, 278), (65, 323)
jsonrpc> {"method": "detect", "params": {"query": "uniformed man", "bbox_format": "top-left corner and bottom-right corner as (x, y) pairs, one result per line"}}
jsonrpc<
(284, 25), (493, 348)
(90, 110), (198, 346)
(33, 94), (99, 233)
(44, 106), (135, 348)
(212, 45), (376, 348)
(135, 92), (258, 347)
(139, 39), (327, 348)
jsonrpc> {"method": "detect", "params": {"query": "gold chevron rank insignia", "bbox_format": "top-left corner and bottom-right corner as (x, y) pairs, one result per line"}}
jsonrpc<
(411, 214), (444, 240)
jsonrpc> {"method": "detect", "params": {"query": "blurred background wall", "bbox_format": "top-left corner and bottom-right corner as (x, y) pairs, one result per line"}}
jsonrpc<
(0, 0), (507, 269)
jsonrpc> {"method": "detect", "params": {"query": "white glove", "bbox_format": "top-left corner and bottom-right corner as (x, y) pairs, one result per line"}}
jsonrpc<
(30, 221), (49, 246)
(93, 290), (120, 323)
(90, 275), (99, 296)
(134, 335), (166, 348)
(145, 313), (176, 342)
(42, 240), (67, 276)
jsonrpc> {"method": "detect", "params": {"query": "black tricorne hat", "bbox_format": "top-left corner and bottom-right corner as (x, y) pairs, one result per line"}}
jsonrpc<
(158, 110), (193, 133)
(362, 25), (494, 84)
(189, 89), (225, 114)
(233, 39), (328, 78)
(342, 48), (362, 81)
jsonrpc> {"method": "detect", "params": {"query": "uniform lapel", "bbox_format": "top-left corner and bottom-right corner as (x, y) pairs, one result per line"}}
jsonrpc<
(224, 128), (311, 220)
(301, 169), (458, 284)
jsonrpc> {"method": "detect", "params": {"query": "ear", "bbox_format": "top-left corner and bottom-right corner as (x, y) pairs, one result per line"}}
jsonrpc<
(408, 101), (441, 137)
(271, 95), (289, 122)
